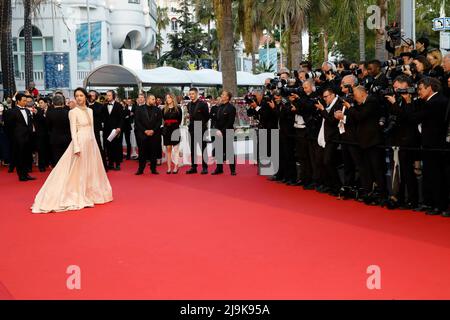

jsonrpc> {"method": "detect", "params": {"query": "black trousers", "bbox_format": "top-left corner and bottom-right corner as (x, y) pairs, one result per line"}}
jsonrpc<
(422, 150), (448, 211)
(51, 142), (70, 167)
(189, 129), (208, 170)
(94, 130), (107, 169)
(36, 134), (50, 169)
(123, 129), (132, 158)
(13, 140), (32, 179)
(394, 149), (419, 206)
(214, 129), (236, 173)
(278, 133), (297, 181)
(307, 139), (325, 185)
(137, 136), (159, 172)
(323, 142), (341, 189)
(295, 129), (312, 184)
(342, 143), (365, 188)
(104, 132), (122, 166)
(361, 146), (386, 195)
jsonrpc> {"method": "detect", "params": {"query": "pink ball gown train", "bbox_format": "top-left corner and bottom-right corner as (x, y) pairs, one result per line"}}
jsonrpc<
(31, 105), (113, 213)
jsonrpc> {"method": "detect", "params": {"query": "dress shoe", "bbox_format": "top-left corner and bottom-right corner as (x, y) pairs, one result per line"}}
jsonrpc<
(151, 170), (159, 175)
(26, 175), (36, 181)
(8, 168), (14, 173)
(115, 165), (121, 171)
(441, 211), (450, 218)
(414, 204), (432, 212)
(231, 171), (237, 176)
(303, 183), (316, 190)
(285, 180), (297, 186)
(39, 167), (46, 173)
(200, 169), (208, 175)
(172, 169), (179, 174)
(19, 177), (29, 182)
(186, 168), (197, 174)
(426, 208), (442, 216)
(135, 170), (144, 175)
(166, 170), (172, 174)
(211, 170), (223, 175)
(268, 175), (281, 182)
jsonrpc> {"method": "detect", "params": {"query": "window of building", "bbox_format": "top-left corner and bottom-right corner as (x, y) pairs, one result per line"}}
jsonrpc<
(171, 18), (178, 32)
(129, 0), (140, 3)
(13, 25), (53, 75)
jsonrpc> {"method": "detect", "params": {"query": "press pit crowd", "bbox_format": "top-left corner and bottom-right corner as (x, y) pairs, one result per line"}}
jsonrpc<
(1, 37), (450, 216)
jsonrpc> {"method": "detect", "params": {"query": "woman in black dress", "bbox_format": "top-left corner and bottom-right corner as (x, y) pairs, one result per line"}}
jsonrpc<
(162, 93), (182, 174)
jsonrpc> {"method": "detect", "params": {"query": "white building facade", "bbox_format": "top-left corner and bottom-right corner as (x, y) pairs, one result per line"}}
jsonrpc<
(9, 0), (157, 93)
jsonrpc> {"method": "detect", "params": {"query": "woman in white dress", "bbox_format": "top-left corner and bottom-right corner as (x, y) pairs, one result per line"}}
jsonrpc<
(31, 88), (113, 213)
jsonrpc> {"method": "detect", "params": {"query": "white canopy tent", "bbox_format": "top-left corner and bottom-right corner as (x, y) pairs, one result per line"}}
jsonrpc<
(83, 64), (267, 89)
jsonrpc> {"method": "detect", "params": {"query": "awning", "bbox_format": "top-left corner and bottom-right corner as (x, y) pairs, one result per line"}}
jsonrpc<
(83, 64), (267, 88)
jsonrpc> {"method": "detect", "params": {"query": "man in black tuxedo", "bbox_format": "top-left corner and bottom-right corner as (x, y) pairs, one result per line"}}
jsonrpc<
(336, 75), (366, 197)
(103, 90), (123, 170)
(336, 86), (386, 204)
(122, 99), (134, 160)
(88, 90), (107, 170)
(46, 94), (71, 166)
(291, 79), (323, 189)
(134, 94), (162, 175)
(8, 93), (36, 181)
(315, 88), (343, 195)
(186, 88), (210, 174)
(409, 77), (449, 216)
(212, 90), (237, 175)
(35, 97), (51, 172)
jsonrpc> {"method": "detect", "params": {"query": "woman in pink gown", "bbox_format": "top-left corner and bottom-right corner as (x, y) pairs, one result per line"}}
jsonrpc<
(31, 88), (113, 213)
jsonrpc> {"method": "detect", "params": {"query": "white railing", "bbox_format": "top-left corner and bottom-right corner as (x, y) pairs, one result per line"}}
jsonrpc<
(15, 71), (44, 81)
(77, 71), (90, 81)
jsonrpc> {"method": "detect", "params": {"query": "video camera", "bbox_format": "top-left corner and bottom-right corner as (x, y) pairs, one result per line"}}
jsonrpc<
(266, 71), (303, 98)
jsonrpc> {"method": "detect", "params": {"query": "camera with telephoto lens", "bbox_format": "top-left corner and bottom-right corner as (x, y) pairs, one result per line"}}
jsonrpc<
(382, 57), (403, 68)
(266, 72), (303, 98)
(244, 94), (258, 105)
(386, 23), (402, 46)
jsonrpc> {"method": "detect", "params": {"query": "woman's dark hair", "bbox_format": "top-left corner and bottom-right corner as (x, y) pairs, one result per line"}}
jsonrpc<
(74, 87), (89, 102)
(413, 56), (432, 72)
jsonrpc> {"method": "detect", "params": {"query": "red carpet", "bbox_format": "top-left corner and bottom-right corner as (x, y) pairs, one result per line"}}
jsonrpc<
(1, 161), (450, 300)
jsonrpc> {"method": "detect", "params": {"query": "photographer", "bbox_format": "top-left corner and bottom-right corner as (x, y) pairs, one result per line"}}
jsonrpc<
(291, 79), (324, 190)
(335, 86), (387, 205)
(384, 75), (421, 209)
(315, 88), (343, 196)
(336, 75), (366, 198)
(403, 56), (432, 84)
(407, 77), (449, 216)
(247, 90), (279, 170)
(274, 91), (297, 185)
(317, 61), (341, 94)
(416, 37), (430, 57)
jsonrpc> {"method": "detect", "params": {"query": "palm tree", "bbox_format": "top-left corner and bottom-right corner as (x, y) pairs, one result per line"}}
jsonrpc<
(235, 0), (270, 73)
(0, 0), (16, 97)
(213, 0), (237, 96)
(374, 0), (388, 61)
(155, 6), (170, 59)
(23, 0), (45, 88)
(268, 0), (313, 70)
(332, 0), (368, 61)
(24, 0), (34, 87)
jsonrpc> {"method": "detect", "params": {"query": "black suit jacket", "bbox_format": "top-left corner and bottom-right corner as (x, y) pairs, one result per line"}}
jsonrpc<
(8, 107), (34, 145)
(88, 101), (105, 134)
(407, 93), (449, 148)
(319, 99), (343, 143)
(347, 95), (384, 149)
(295, 93), (322, 140)
(215, 102), (236, 132)
(187, 99), (209, 132)
(134, 104), (162, 142)
(103, 101), (124, 137)
(46, 107), (71, 147)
